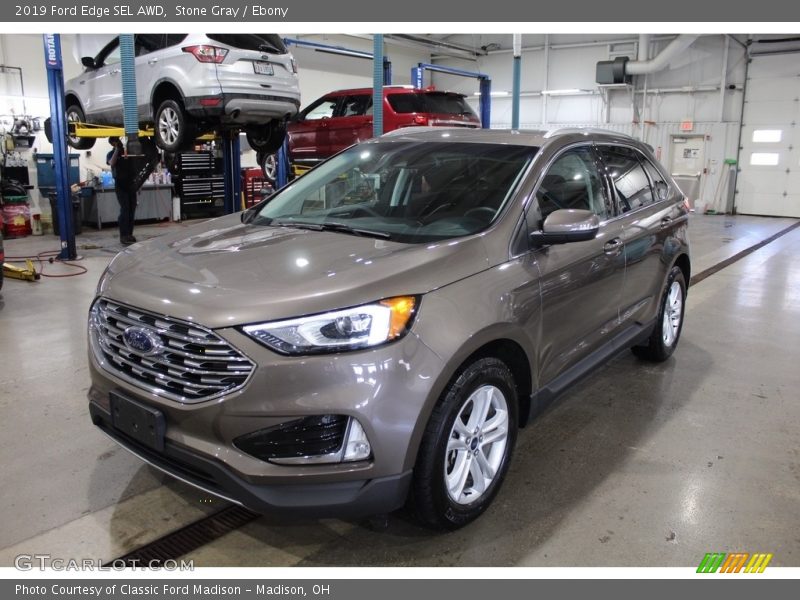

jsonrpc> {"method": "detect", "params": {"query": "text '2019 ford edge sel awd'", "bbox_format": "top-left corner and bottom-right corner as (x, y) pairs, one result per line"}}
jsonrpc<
(88, 128), (690, 529)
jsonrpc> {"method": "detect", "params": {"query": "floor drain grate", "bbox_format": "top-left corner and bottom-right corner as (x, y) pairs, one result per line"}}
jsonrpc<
(106, 505), (260, 567)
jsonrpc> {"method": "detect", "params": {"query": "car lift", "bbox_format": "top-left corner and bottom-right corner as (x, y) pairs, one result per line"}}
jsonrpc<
(42, 34), (76, 260)
(411, 63), (492, 128)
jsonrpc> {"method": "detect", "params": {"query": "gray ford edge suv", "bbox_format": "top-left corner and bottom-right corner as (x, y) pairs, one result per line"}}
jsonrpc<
(88, 128), (690, 529)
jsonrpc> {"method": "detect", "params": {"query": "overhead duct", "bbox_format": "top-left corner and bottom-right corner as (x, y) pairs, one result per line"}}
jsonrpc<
(626, 34), (699, 75)
(596, 34), (700, 84)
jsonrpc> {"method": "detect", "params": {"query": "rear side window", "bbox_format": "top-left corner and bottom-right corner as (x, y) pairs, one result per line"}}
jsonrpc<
(388, 93), (476, 117)
(338, 95), (372, 117)
(641, 159), (670, 202)
(206, 34), (286, 54)
(597, 146), (654, 213)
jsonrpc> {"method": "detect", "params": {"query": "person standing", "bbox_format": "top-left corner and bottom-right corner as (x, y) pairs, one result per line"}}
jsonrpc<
(106, 137), (138, 245)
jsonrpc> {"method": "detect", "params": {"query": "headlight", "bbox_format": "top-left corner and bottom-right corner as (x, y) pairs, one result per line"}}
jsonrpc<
(242, 296), (418, 355)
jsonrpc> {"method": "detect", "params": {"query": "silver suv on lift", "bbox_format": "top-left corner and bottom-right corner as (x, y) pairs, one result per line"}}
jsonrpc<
(63, 34), (300, 153)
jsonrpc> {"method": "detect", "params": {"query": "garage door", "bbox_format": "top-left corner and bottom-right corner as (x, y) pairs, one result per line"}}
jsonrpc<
(736, 54), (800, 217)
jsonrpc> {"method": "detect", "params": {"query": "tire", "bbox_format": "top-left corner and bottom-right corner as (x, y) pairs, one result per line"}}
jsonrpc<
(257, 151), (277, 184)
(632, 265), (687, 362)
(411, 357), (518, 530)
(246, 120), (287, 155)
(154, 99), (195, 153)
(65, 104), (95, 150)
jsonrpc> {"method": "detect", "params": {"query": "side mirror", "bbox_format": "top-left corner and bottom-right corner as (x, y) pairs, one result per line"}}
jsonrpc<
(530, 209), (600, 246)
(81, 56), (96, 69)
(241, 207), (258, 224)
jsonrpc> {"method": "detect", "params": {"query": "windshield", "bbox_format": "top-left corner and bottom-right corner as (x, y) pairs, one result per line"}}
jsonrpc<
(253, 141), (537, 244)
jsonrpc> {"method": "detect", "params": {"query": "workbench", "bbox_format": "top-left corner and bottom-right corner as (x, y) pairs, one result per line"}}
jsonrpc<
(83, 185), (173, 230)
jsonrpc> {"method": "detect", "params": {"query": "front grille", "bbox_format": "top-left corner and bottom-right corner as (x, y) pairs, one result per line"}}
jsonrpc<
(90, 299), (255, 403)
(234, 415), (348, 462)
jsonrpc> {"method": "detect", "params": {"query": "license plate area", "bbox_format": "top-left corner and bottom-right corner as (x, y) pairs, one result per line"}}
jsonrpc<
(253, 61), (274, 76)
(109, 391), (165, 452)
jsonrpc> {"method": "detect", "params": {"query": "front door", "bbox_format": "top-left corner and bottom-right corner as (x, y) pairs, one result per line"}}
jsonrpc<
(528, 145), (625, 386)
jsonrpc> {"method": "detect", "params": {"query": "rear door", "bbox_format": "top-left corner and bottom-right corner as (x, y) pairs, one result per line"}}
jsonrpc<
(82, 38), (123, 123)
(527, 144), (625, 386)
(134, 34), (178, 122)
(596, 145), (683, 328)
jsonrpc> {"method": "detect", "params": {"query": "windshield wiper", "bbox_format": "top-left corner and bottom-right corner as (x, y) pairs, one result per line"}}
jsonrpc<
(271, 219), (391, 239)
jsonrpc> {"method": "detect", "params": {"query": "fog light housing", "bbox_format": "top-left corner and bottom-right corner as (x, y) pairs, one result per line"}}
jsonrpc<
(234, 415), (372, 465)
(343, 419), (371, 462)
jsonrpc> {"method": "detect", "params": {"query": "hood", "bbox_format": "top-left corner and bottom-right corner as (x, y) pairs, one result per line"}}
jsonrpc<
(100, 214), (489, 329)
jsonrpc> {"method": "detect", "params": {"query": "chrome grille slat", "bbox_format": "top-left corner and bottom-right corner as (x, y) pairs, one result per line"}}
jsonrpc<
(101, 340), (229, 392)
(98, 305), (230, 346)
(101, 321), (248, 364)
(104, 338), (251, 379)
(91, 299), (255, 403)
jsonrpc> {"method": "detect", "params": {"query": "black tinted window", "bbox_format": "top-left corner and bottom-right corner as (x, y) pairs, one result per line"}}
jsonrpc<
(206, 34), (286, 54)
(598, 146), (654, 212)
(338, 95), (372, 117)
(135, 34), (165, 55)
(165, 34), (189, 47)
(535, 147), (609, 223)
(388, 93), (476, 116)
(641, 158), (670, 203)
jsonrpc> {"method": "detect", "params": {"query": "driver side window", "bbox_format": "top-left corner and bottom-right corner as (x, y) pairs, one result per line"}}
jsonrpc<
(303, 97), (338, 121)
(533, 147), (609, 228)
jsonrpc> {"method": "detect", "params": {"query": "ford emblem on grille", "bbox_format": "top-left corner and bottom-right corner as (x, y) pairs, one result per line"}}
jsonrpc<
(122, 326), (163, 356)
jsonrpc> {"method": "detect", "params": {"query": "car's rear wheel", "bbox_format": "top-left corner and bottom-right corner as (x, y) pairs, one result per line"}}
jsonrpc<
(410, 357), (518, 530)
(246, 120), (286, 155)
(154, 99), (195, 152)
(66, 104), (95, 150)
(632, 265), (686, 362)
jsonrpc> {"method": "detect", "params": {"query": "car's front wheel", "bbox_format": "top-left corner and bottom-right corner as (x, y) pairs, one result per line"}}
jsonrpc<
(256, 151), (277, 184)
(632, 265), (687, 361)
(154, 99), (195, 152)
(66, 104), (95, 150)
(411, 357), (518, 530)
(246, 120), (286, 155)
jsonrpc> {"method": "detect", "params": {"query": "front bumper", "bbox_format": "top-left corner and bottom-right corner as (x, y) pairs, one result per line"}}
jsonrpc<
(89, 401), (411, 517)
(87, 322), (444, 517)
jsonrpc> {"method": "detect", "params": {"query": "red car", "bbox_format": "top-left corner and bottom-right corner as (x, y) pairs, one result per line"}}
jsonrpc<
(281, 86), (481, 172)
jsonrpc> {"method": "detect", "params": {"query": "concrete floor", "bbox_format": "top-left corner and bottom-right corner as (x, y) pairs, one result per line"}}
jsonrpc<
(0, 214), (798, 566)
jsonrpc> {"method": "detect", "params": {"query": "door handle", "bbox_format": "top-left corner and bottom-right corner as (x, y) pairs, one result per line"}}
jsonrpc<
(79, 80), (85, 85)
(604, 238), (623, 254)
(148, 58), (158, 65)
(660, 217), (673, 229)
(366, 120), (373, 125)
(110, 68), (120, 75)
